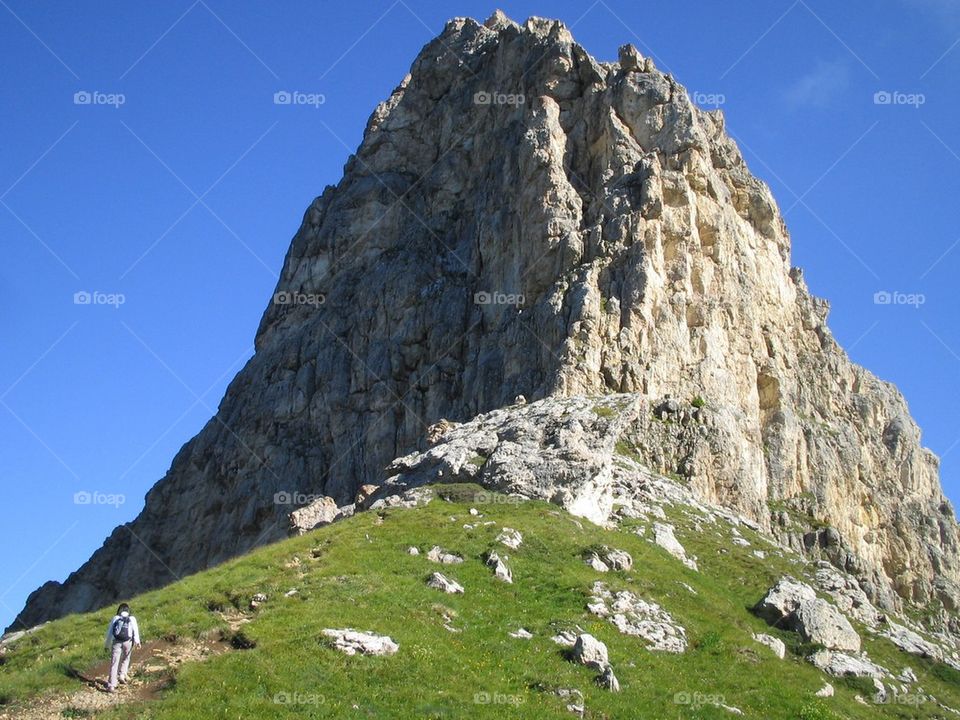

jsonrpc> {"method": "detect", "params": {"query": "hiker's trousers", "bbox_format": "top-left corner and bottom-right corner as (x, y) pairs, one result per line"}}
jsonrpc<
(109, 640), (133, 689)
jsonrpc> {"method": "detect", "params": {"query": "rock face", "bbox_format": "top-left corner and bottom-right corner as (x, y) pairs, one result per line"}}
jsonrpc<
(12, 11), (960, 631)
(756, 578), (860, 652)
(794, 599), (861, 653)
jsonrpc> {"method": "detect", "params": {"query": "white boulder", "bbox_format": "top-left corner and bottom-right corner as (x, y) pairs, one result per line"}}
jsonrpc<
(322, 629), (399, 656)
(572, 633), (609, 670)
(427, 572), (464, 594)
(752, 632), (786, 659)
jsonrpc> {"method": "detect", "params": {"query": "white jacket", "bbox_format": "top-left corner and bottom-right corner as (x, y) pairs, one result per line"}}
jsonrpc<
(105, 613), (140, 647)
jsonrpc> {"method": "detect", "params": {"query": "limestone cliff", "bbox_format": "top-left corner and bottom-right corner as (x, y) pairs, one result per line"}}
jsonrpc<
(12, 12), (959, 632)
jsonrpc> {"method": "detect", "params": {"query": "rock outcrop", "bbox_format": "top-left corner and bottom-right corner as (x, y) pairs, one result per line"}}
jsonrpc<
(426, 546), (464, 565)
(752, 633), (786, 659)
(426, 572), (464, 594)
(588, 580), (687, 653)
(485, 551), (513, 583)
(755, 578), (861, 651)
(12, 11), (960, 633)
(652, 523), (698, 571)
(322, 629), (399, 656)
(809, 650), (887, 679)
(571, 633), (609, 671)
(289, 496), (348, 534)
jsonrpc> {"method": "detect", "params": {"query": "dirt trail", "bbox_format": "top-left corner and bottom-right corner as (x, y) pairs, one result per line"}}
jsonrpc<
(0, 635), (232, 720)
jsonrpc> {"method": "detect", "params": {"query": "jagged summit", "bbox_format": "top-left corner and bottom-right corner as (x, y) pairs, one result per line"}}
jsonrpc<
(12, 12), (959, 637)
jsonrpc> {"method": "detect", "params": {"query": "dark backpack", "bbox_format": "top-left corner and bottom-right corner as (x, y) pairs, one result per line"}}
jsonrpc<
(113, 616), (132, 643)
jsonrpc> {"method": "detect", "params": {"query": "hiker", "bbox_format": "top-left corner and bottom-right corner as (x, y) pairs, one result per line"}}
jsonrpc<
(104, 603), (141, 692)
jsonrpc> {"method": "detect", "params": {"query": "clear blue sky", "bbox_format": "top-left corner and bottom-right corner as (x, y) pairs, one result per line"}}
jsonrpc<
(3, 0), (960, 631)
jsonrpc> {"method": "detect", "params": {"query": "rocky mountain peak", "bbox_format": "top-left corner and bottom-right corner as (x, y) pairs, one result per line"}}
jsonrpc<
(11, 12), (960, 638)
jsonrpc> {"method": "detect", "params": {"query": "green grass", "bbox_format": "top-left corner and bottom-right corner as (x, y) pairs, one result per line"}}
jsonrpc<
(468, 455), (488, 468)
(614, 439), (643, 464)
(1, 484), (958, 719)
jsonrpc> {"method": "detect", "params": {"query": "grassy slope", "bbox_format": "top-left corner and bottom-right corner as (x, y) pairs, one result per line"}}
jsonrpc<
(1, 484), (958, 719)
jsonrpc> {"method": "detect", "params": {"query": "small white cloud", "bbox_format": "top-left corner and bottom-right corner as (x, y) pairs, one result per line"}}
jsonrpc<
(783, 59), (851, 108)
(903, 0), (960, 30)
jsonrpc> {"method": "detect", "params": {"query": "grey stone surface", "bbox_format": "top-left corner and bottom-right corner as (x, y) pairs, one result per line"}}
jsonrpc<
(322, 629), (399, 656)
(426, 546), (464, 565)
(572, 633), (609, 670)
(756, 578), (860, 651)
(794, 598), (861, 652)
(13, 11), (960, 635)
(752, 632), (786, 659)
(588, 581), (687, 653)
(426, 572), (464, 594)
(485, 551), (513, 583)
(809, 650), (887, 679)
